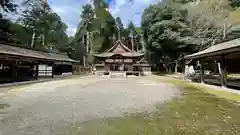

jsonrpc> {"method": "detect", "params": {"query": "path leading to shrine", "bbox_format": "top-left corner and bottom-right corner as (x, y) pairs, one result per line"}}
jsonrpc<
(0, 76), (179, 135)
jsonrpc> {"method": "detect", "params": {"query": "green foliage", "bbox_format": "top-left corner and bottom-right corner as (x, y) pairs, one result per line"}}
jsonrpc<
(0, 0), (18, 43)
(141, 0), (240, 72)
(8, 23), (32, 46)
(0, 0), (17, 12)
(19, 0), (68, 50)
(72, 0), (119, 65)
(141, 3), (196, 68)
(116, 17), (124, 30)
(229, 0), (240, 8)
(124, 21), (142, 51)
(115, 17), (125, 40)
(0, 0), (69, 56)
(185, 0), (240, 46)
(70, 4), (94, 64)
(173, 0), (196, 4)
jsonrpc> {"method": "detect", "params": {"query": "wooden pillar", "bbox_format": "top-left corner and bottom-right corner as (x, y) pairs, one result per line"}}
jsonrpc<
(35, 64), (39, 80)
(220, 55), (227, 87)
(183, 59), (187, 80)
(182, 59), (186, 74)
(200, 60), (204, 83)
(71, 64), (74, 74)
(12, 61), (18, 81)
(51, 63), (55, 78)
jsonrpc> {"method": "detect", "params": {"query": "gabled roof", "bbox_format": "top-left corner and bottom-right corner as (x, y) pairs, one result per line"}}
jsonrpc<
(93, 40), (144, 58)
(184, 38), (240, 59)
(0, 44), (78, 63)
(107, 40), (132, 53)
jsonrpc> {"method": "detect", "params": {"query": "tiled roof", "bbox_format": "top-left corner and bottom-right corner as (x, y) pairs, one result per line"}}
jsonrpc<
(107, 40), (132, 53)
(0, 44), (78, 62)
(93, 40), (144, 58)
(93, 52), (144, 58)
(185, 38), (240, 59)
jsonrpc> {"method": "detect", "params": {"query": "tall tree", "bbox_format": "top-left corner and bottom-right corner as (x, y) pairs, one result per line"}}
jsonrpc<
(71, 4), (95, 65)
(184, 0), (240, 48)
(19, 0), (68, 50)
(0, 0), (18, 43)
(125, 21), (141, 51)
(0, 0), (17, 12)
(115, 17), (124, 40)
(91, 0), (117, 52)
(229, 0), (240, 8)
(141, 1), (196, 72)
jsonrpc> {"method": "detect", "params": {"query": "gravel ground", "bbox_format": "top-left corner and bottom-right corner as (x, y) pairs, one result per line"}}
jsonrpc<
(0, 76), (179, 135)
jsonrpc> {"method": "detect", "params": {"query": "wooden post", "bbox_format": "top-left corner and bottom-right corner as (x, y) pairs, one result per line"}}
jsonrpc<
(220, 55), (227, 87)
(182, 59), (186, 80)
(200, 60), (204, 83)
(182, 59), (186, 74)
(51, 63), (55, 78)
(12, 61), (17, 82)
(35, 64), (39, 80)
(71, 64), (74, 75)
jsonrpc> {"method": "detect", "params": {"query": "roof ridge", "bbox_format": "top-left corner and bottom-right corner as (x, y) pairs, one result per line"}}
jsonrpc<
(0, 44), (77, 62)
(107, 40), (132, 52)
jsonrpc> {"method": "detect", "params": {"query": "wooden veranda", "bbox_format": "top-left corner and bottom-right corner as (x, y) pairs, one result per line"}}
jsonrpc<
(184, 38), (240, 89)
(0, 44), (78, 83)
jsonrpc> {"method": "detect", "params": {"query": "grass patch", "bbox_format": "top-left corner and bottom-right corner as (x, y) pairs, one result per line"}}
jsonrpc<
(227, 74), (240, 79)
(57, 80), (240, 135)
(0, 103), (10, 109)
(197, 85), (240, 103)
(166, 79), (240, 103)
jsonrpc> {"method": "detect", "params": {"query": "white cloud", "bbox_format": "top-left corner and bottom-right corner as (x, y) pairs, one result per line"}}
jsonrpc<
(137, 0), (150, 3)
(110, 0), (128, 15)
(52, 7), (65, 14)
(67, 27), (77, 37)
(118, 0), (127, 5)
(48, 0), (158, 36)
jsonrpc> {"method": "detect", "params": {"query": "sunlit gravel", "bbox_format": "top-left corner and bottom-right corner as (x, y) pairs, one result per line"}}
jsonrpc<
(0, 76), (179, 135)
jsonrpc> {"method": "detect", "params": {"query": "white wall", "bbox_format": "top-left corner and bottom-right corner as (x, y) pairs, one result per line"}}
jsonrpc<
(38, 65), (52, 76)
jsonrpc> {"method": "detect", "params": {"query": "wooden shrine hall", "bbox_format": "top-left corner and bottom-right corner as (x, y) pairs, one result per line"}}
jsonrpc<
(184, 38), (240, 89)
(93, 40), (151, 76)
(0, 43), (78, 84)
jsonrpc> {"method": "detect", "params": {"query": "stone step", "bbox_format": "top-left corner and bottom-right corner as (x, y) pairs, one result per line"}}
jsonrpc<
(109, 72), (126, 77)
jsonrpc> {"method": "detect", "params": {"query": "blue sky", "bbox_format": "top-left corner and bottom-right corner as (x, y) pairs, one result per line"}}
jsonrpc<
(48, 0), (159, 36)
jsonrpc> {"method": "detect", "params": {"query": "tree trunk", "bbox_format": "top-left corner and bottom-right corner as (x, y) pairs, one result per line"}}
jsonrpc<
(175, 60), (178, 73)
(30, 31), (35, 48)
(131, 32), (134, 51)
(42, 34), (45, 47)
(83, 34), (86, 67)
(86, 31), (90, 66)
(163, 64), (168, 73)
(86, 32), (89, 53)
(223, 23), (226, 40)
(169, 66), (172, 73)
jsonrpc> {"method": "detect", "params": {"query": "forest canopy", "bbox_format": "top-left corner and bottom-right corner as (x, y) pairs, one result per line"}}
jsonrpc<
(1, 0), (240, 67)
